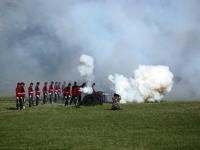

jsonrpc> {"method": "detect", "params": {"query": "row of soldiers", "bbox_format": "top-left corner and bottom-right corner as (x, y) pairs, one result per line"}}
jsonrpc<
(15, 81), (95, 110)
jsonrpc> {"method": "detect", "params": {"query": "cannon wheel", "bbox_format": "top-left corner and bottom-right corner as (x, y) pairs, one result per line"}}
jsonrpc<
(94, 92), (103, 105)
(83, 95), (96, 106)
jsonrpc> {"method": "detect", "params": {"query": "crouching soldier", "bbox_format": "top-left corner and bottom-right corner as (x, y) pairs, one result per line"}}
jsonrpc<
(111, 93), (122, 110)
(28, 83), (34, 107)
(64, 83), (71, 106)
(21, 82), (25, 109)
(35, 82), (40, 106)
(15, 82), (21, 110)
(49, 81), (54, 103)
(43, 82), (48, 104)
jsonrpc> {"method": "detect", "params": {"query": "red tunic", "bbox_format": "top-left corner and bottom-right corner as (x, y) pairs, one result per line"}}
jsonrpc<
(49, 85), (54, 93)
(15, 87), (21, 97)
(54, 85), (58, 94)
(28, 86), (34, 96)
(71, 88), (77, 97)
(43, 86), (48, 95)
(35, 86), (40, 96)
(58, 85), (61, 94)
(21, 87), (25, 98)
(64, 87), (71, 96)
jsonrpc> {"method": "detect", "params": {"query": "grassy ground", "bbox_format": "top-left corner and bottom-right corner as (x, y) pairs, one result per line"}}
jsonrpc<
(0, 97), (200, 150)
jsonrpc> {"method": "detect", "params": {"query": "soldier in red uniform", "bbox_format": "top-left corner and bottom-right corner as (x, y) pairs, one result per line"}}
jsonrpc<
(43, 82), (48, 104)
(76, 86), (82, 107)
(70, 82), (77, 105)
(54, 82), (58, 102)
(92, 83), (95, 93)
(28, 83), (34, 107)
(70, 84), (78, 105)
(58, 82), (61, 101)
(49, 81), (54, 103)
(62, 81), (66, 101)
(72, 82), (77, 91)
(15, 82), (21, 110)
(21, 82), (25, 109)
(35, 82), (40, 106)
(64, 83), (71, 106)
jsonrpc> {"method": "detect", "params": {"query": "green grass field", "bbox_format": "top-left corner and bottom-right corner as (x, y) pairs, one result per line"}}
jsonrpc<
(0, 97), (200, 150)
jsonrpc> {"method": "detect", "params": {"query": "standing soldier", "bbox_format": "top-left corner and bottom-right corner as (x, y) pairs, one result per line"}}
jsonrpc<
(64, 83), (71, 106)
(92, 83), (95, 93)
(62, 81), (66, 101)
(54, 82), (58, 102)
(49, 81), (54, 103)
(72, 82), (77, 91)
(15, 82), (21, 110)
(21, 82), (25, 109)
(70, 84), (77, 105)
(58, 82), (61, 101)
(35, 82), (40, 106)
(70, 82), (77, 105)
(43, 82), (48, 104)
(28, 83), (34, 107)
(76, 86), (82, 107)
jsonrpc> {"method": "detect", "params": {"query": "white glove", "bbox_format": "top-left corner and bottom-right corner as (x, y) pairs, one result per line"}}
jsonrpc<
(55, 93), (57, 95)
(37, 95), (39, 98)
(68, 95), (70, 98)
(17, 97), (19, 100)
(30, 95), (31, 98)
(49, 93), (51, 95)
(45, 93), (46, 95)
(65, 96), (67, 98)
(75, 97), (77, 99)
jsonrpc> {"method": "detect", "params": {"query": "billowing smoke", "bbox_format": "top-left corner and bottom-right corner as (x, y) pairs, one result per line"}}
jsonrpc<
(0, 0), (200, 100)
(108, 65), (173, 103)
(77, 54), (94, 94)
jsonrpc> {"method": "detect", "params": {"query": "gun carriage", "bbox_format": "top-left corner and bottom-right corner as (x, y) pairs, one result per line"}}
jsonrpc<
(82, 91), (104, 106)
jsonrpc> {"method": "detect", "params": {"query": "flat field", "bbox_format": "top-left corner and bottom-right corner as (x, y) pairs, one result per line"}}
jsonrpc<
(0, 97), (200, 150)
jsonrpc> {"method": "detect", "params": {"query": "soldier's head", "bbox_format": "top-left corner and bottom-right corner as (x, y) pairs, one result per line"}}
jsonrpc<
(68, 83), (71, 87)
(30, 83), (33, 87)
(114, 93), (120, 97)
(45, 82), (48, 86)
(21, 82), (25, 87)
(74, 82), (77, 85)
(37, 82), (40, 86)
(51, 81), (54, 85)
(17, 82), (21, 87)
(58, 82), (61, 85)
(82, 83), (86, 87)
(92, 83), (95, 88)
(55, 82), (58, 85)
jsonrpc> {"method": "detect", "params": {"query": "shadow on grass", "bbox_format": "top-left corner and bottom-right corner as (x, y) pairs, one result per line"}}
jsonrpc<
(106, 108), (123, 111)
(6, 107), (17, 110)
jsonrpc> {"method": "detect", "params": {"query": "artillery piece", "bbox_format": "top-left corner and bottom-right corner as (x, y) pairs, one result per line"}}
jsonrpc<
(82, 91), (104, 106)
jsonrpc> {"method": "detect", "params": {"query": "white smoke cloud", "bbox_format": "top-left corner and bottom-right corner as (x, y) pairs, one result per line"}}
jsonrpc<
(108, 65), (173, 103)
(0, 0), (200, 100)
(77, 54), (94, 94)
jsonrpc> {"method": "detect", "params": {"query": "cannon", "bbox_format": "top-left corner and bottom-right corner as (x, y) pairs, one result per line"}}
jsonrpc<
(82, 91), (104, 106)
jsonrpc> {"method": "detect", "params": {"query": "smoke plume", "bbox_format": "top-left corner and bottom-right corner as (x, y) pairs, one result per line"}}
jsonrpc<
(109, 65), (173, 103)
(0, 0), (200, 100)
(77, 54), (94, 94)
